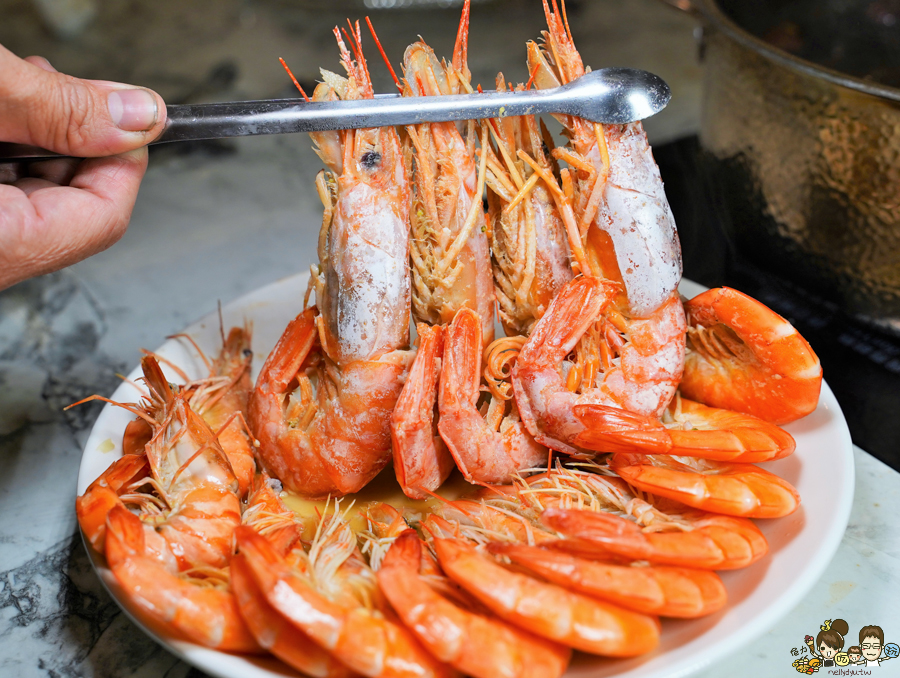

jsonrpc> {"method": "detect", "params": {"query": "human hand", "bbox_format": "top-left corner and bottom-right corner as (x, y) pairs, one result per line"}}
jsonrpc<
(0, 44), (166, 290)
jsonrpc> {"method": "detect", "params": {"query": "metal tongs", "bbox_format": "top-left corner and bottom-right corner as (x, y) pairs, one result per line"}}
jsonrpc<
(0, 68), (670, 162)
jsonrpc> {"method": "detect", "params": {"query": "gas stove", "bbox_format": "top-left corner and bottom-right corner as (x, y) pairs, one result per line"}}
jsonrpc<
(656, 136), (900, 471)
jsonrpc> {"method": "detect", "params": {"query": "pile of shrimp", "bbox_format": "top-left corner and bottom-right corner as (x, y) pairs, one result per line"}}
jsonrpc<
(74, 1), (825, 675)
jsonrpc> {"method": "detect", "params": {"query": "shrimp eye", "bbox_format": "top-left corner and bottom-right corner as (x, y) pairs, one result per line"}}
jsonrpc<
(243, 349), (253, 358)
(360, 151), (381, 170)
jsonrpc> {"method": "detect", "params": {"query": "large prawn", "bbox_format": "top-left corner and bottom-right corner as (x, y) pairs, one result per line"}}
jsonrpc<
(250, 23), (414, 497)
(389, 3), (544, 494)
(512, 1), (687, 455)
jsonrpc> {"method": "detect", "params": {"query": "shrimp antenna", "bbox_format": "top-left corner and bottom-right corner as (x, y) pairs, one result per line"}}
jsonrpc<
(452, 0), (470, 75)
(560, 0), (574, 46)
(344, 19), (373, 95)
(217, 300), (226, 348)
(279, 57), (311, 102)
(365, 16), (402, 92)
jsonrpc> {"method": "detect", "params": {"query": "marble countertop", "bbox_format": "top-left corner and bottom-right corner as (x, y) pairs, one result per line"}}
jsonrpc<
(2, 136), (899, 677)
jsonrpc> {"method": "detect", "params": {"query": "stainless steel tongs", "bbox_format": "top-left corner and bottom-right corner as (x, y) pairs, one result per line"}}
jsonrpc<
(0, 67), (670, 162)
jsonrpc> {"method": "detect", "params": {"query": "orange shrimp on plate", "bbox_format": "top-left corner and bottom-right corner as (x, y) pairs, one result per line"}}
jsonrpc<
(609, 452), (801, 519)
(483, 465), (768, 569)
(430, 534), (660, 657)
(390, 3), (500, 497)
(543, 506), (768, 570)
(513, 275), (685, 455)
(438, 308), (546, 485)
(251, 23), (414, 497)
(489, 542), (727, 619)
(377, 530), (572, 678)
(232, 477), (354, 678)
(104, 505), (260, 653)
(574, 395), (796, 463)
(235, 518), (455, 678)
(77, 356), (242, 571)
(681, 286), (823, 425)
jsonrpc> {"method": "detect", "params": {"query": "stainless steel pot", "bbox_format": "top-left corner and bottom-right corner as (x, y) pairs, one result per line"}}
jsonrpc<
(665, 0), (900, 327)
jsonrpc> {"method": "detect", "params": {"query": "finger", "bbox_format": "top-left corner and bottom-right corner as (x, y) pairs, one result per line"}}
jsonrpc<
(0, 147), (148, 290)
(0, 45), (167, 157)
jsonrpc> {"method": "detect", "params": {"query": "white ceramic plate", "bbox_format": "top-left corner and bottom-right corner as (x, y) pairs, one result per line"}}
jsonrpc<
(77, 274), (855, 678)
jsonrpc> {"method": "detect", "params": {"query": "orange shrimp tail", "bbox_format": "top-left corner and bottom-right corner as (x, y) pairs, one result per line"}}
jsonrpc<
(452, 0), (471, 83)
(610, 452), (801, 519)
(105, 506), (261, 653)
(392, 324), (454, 499)
(378, 531), (573, 678)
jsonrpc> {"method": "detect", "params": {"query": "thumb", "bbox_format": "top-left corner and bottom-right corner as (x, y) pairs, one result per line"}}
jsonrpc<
(0, 45), (167, 157)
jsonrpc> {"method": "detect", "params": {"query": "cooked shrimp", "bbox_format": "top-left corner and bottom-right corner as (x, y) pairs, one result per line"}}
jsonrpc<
(391, 5), (495, 496)
(485, 465), (768, 569)
(484, 75), (572, 336)
(391, 324), (454, 499)
(543, 506), (768, 570)
(377, 530), (571, 678)
(235, 525), (454, 678)
(104, 505), (260, 653)
(234, 484), (353, 678)
(439, 308), (546, 484)
(257, 24), (414, 498)
(526, 0), (681, 317)
(610, 452), (801, 519)
(402, 6), (494, 346)
(432, 536), (660, 656)
(77, 452), (150, 552)
(75, 356), (242, 570)
(574, 396), (796, 462)
(489, 542), (727, 618)
(513, 276), (685, 454)
(230, 555), (353, 677)
(681, 287), (822, 424)
(311, 26), (411, 367)
(180, 325), (256, 498)
(250, 306), (411, 497)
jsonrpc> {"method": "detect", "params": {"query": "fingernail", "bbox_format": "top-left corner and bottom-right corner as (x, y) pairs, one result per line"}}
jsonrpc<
(108, 89), (158, 132)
